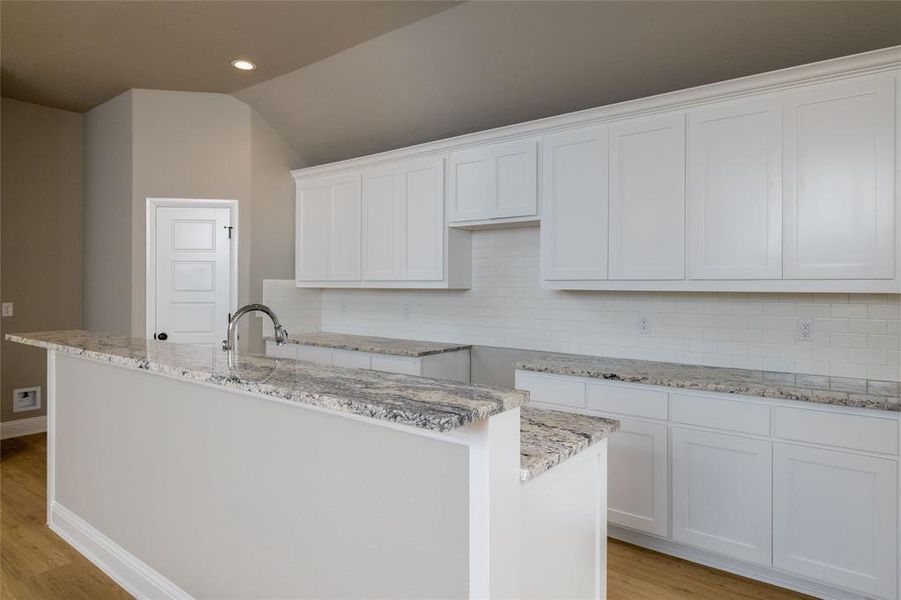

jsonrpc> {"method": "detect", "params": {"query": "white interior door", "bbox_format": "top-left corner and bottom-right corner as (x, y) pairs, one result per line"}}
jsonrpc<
(154, 206), (232, 346)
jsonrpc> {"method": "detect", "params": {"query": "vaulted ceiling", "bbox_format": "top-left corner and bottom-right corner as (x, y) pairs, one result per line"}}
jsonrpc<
(0, 1), (459, 112)
(235, 1), (901, 166)
(2, 1), (899, 168)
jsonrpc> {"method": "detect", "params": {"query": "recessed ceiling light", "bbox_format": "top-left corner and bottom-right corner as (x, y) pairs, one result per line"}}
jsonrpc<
(231, 59), (256, 71)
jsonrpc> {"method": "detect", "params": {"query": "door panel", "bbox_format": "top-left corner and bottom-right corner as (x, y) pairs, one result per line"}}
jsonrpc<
(688, 98), (782, 279)
(329, 177), (362, 281)
(672, 428), (772, 565)
(402, 156), (444, 280)
(783, 74), (895, 279)
(155, 206), (231, 346)
(362, 167), (401, 280)
(493, 138), (538, 218)
(773, 443), (897, 599)
(296, 182), (330, 281)
(448, 147), (490, 222)
(609, 114), (685, 280)
(541, 126), (609, 280)
(608, 418), (669, 537)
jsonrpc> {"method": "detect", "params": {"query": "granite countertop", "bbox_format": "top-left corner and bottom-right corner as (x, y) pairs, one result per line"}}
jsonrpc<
(520, 407), (620, 482)
(7, 331), (525, 433)
(517, 352), (901, 412)
(270, 332), (471, 358)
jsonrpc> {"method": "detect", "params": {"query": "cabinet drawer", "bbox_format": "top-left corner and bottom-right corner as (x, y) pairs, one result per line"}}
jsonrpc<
(671, 393), (770, 436)
(587, 383), (668, 420)
(332, 349), (372, 370)
(297, 345), (333, 365)
(265, 341), (299, 360)
(775, 407), (898, 455)
(515, 372), (586, 408)
(371, 355), (421, 376)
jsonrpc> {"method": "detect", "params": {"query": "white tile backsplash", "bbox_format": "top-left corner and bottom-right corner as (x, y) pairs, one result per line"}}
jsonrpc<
(264, 228), (901, 381)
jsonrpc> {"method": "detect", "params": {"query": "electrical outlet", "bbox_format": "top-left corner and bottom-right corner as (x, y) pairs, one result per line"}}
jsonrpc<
(1, 302), (12, 317)
(403, 306), (411, 320)
(797, 318), (813, 341)
(13, 387), (41, 412)
(341, 303), (347, 314)
(638, 315), (651, 335)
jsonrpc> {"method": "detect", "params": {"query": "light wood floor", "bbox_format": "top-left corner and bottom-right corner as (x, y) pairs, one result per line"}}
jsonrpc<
(1, 433), (812, 600)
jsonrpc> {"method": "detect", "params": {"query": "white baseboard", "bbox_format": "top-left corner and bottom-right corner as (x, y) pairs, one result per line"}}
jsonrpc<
(49, 502), (193, 600)
(609, 525), (868, 600)
(0, 415), (46, 440)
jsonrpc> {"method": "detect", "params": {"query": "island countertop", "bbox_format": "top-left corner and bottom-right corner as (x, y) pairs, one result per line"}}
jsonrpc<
(7, 330), (527, 433)
(517, 352), (900, 412)
(520, 407), (619, 482)
(272, 331), (471, 357)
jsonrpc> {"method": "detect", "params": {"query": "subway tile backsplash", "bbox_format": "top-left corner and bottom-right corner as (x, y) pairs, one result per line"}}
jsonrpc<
(264, 227), (901, 382)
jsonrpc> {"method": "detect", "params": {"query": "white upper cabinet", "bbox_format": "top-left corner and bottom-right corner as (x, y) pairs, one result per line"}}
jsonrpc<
(783, 74), (895, 280)
(362, 165), (401, 280)
(687, 98), (782, 279)
(609, 114), (686, 280)
(296, 173), (361, 282)
(361, 156), (445, 282)
(541, 126), (609, 280)
(448, 138), (538, 225)
(401, 156), (445, 280)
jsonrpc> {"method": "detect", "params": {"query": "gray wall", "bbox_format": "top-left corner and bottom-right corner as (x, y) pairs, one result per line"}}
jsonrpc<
(81, 90), (299, 351)
(1, 97), (83, 422)
(248, 109), (302, 353)
(83, 91), (132, 334)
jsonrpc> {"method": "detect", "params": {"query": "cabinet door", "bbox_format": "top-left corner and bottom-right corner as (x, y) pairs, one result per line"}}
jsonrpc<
(607, 418), (669, 537)
(328, 174), (362, 281)
(783, 74), (895, 279)
(448, 139), (538, 222)
(688, 98), (782, 279)
(296, 179), (331, 281)
(401, 156), (445, 280)
(492, 138), (538, 219)
(541, 126), (609, 280)
(362, 166), (402, 280)
(672, 428), (772, 566)
(773, 443), (897, 599)
(448, 146), (491, 222)
(609, 114), (685, 280)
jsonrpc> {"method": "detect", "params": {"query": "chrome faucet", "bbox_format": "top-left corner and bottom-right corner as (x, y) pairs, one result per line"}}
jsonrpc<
(222, 303), (288, 352)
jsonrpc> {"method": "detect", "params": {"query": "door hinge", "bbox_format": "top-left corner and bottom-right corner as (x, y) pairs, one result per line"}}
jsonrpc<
(225, 225), (234, 239)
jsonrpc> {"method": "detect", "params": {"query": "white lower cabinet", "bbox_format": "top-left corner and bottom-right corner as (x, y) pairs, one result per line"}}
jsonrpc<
(607, 418), (669, 537)
(672, 428), (772, 566)
(266, 342), (470, 382)
(773, 443), (898, 600)
(514, 369), (901, 599)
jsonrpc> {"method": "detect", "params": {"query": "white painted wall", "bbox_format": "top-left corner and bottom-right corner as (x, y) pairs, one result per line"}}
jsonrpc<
(266, 228), (900, 381)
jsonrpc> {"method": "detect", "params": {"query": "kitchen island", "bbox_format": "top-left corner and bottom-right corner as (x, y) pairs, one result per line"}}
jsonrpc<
(9, 331), (617, 599)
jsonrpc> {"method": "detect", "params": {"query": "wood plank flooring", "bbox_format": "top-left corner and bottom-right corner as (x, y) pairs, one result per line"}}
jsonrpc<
(1, 433), (812, 600)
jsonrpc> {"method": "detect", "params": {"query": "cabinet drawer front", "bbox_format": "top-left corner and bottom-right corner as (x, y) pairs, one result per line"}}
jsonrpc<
(671, 394), (770, 436)
(265, 341), (299, 360)
(775, 407), (898, 455)
(587, 383), (667, 420)
(297, 345), (333, 365)
(370, 355), (421, 376)
(332, 349), (372, 370)
(514, 372), (586, 408)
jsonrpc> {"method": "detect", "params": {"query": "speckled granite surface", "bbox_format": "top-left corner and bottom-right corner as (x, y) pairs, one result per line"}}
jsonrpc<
(7, 331), (525, 432)
(273, 332), (471, 357)
(520, 407), (620, 482)
(517, 353), (901, 412)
